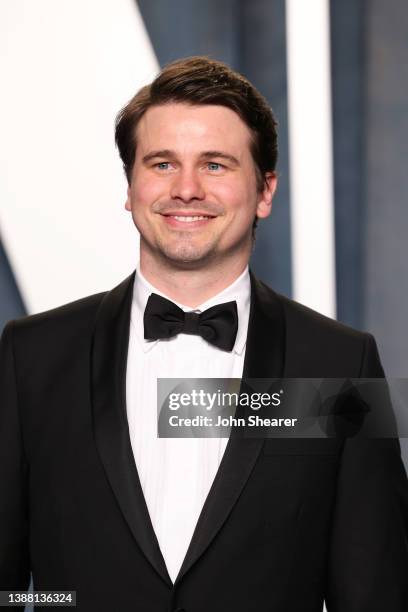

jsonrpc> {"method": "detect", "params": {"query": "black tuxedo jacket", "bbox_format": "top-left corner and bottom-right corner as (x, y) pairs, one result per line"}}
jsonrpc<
(1, 270), (407, 611)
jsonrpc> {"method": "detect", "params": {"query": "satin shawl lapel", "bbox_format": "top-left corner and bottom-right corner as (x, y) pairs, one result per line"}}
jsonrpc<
(91, 271), (172, 587)
(175, 269), (286, 584)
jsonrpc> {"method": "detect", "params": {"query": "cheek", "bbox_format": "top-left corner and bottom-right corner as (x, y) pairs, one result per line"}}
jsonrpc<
(211, 181), (252, 208)
(217, 183), (257, 222)
(130, 181), (162, 211)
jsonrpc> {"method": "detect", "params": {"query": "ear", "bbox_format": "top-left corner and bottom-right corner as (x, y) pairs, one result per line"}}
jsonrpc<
(125, 185), (132, 211)
(256, 172), (277, 219)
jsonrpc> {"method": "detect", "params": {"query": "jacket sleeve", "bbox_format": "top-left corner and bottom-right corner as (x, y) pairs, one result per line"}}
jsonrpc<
(0, 321), (30, 599)
(325, 334), (408, 611)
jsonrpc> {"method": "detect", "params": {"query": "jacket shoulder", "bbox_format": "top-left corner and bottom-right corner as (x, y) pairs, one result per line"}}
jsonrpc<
(2, 292), (109, 368)
(276, 290), (366, 342)
(258, 281), (375, 377)
(3, 271), (135, 367)
(7, 291), (107, 338)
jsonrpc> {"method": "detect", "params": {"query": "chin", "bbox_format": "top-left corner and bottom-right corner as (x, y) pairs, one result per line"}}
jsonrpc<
(160, 246), (217, 268)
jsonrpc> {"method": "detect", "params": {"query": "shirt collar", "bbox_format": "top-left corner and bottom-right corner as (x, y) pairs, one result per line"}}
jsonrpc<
(131, 262), (250, 355)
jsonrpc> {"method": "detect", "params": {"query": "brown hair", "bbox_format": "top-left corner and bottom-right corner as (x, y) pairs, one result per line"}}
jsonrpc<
(115, 56), (278, 192)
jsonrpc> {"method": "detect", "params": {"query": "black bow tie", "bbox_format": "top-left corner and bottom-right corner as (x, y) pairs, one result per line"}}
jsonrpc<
(143, 293), (238, 352)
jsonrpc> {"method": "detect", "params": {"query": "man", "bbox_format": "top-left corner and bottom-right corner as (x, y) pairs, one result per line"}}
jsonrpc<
(0, 56), (407, 611)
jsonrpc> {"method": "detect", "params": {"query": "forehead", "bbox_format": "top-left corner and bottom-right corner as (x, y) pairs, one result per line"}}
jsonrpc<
(135, 103), (253, 157)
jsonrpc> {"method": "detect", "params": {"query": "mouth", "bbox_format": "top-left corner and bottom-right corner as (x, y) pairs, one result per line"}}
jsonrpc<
(159, 212), (217, 229)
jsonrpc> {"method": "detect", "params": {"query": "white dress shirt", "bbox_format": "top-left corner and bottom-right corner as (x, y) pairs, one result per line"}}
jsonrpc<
(126, 263), (251, 582)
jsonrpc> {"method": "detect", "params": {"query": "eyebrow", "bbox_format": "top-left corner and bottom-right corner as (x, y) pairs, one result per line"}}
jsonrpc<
(142, 149), (240, 166)
(201, 151), (240, 166)
(142, 150), (173, 164)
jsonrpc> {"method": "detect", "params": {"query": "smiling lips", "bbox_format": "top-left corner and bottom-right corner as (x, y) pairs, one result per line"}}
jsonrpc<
(170, 215), (209, 222)
(160, 211), (216, 228)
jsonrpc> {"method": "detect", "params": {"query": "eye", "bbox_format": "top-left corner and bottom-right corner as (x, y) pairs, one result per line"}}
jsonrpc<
(207, 162), (224, 171)
(155, 162), (170, 170)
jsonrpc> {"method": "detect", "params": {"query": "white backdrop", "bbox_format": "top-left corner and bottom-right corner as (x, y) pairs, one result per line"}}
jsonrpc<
(0, 0), (158, 313)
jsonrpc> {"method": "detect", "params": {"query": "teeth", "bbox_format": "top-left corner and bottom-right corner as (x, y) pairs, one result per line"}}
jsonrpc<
(171, 215), (210, 222)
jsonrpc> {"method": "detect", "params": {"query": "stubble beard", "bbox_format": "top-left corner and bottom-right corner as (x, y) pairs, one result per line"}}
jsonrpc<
(152, 233), (219, 269)
(141, 227), (252, 273)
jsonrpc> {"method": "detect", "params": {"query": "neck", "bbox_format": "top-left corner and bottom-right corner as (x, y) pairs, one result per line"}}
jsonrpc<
(139, 251), (249, 308)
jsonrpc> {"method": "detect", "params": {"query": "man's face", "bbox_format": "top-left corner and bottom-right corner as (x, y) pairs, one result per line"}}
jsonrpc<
(125, 102), (276, 269)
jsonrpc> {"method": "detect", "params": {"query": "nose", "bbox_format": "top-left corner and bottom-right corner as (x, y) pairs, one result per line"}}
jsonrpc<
(169, 167), (205, 202)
